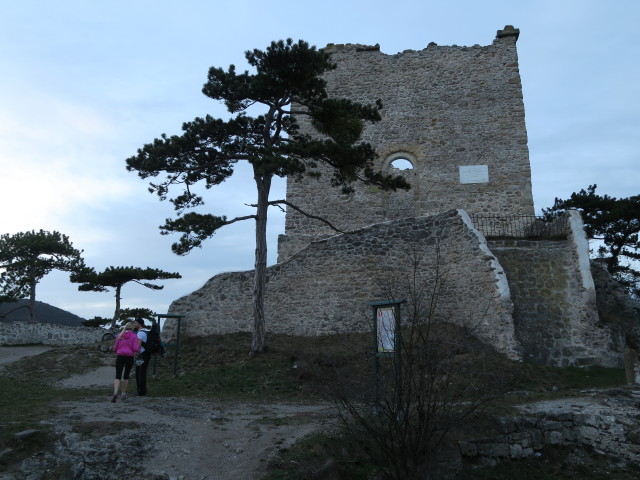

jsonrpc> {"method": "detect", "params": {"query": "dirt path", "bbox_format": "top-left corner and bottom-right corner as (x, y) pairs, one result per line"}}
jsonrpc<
(1, 347), (336, 480)
(0, 345), (52, 366)
(53, 395), (334, 480)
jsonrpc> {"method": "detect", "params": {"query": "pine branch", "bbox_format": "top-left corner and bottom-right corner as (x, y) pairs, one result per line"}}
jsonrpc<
(264, 200), (352, 234)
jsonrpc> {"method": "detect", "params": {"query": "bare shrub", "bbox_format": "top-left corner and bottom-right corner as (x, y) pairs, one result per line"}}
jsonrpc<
(313, 245), (516, 479)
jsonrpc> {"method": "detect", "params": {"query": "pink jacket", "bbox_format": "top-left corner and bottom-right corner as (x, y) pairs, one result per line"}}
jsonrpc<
(114, 331), (141, 356)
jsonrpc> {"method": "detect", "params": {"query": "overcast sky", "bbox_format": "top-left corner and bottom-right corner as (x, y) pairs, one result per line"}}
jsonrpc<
(1, 0), (638, 320)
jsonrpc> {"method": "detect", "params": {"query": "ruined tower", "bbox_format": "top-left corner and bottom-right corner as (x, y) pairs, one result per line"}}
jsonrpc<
(278, 26), (533, 261)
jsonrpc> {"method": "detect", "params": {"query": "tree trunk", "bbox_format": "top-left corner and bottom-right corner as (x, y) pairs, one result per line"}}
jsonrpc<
(112, 285), (122, 328)
(250, 174), (272, 356)
(28, 280), (36, 323)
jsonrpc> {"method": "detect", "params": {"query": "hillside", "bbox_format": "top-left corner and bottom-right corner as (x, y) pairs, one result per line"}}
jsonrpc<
(0, 300), (85, 326)
(0, 334), (638, 480)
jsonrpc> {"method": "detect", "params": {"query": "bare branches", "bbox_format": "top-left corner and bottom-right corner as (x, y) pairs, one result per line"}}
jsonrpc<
(313, 243), (516, 479)
(265, 199), (352, 234)
(223, 214), (258, 226)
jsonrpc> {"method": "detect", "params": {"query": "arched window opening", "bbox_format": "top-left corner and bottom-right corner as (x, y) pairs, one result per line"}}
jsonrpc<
(384, 153), (417, 220)
(390, 158), (414, 170)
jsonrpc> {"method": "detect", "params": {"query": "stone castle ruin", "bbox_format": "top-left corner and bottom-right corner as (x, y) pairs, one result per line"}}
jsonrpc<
(165, 26), (637, 371)
(278, 25), (533, 260)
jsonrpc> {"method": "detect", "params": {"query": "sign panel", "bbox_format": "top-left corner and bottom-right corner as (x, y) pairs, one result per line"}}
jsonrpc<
(377, 306), (396, 353)
(459, 165), (489, 184)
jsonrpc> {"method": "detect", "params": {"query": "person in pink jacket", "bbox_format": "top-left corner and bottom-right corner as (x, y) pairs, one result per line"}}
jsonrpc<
(111, 321), (141, 402)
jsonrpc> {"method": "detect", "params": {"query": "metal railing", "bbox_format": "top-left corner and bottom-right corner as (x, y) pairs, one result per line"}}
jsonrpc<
(469, 214), (568, 240)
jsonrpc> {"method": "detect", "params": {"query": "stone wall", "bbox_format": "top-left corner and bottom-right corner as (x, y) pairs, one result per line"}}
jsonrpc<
(166, 210), (522, 360)
(459, 394), (640, 466)
(0, 322), (103, 346)
(487, 212), (624, 367)
(279, 26), (533, 262)
(167, 209), (626, 368)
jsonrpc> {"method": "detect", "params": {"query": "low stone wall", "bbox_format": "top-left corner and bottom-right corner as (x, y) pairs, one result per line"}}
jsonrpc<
(460, 393), (640, 466)
(166, 210), (522, 360)
(0, 322), (103, 346)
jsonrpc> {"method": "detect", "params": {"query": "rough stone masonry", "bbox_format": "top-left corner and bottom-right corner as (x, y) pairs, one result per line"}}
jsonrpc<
(164, 27), (634, 369)
(279, 25), (532, 260)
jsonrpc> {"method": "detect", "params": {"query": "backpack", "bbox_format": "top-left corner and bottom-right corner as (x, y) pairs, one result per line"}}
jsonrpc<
(143, 321), (163, 355)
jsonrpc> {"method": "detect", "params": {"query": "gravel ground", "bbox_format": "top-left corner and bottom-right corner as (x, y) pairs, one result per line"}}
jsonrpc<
(0, 346), (336, 480)
(49, 395), (334, 480)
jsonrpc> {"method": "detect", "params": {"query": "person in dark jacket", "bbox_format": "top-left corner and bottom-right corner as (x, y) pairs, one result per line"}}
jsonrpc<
(134, 318), (151, 396)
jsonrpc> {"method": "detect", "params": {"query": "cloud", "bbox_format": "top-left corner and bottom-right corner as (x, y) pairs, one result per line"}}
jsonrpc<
(0, 152), (133, 235)
(0, 90), (136, 235)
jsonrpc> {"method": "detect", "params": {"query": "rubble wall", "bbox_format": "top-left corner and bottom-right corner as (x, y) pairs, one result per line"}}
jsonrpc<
(166, 210), (521, 360)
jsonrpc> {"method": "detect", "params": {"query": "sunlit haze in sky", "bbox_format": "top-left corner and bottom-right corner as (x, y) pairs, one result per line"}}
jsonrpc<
(1, 0), (638, 319)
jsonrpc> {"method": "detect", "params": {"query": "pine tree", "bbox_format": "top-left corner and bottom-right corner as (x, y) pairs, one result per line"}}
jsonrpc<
(0, 230), (85, 321)
(126, 39), (409, 355)
(543, 184), (639, 297)
(71, 266), (181, 327)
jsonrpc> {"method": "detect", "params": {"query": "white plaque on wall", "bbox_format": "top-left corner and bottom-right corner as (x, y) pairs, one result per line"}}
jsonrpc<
(459, 165), (489, 184)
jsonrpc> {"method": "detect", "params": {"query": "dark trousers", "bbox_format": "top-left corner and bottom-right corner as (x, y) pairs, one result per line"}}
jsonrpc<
(135, 350), (151, 395)
(115, 355), (134, 380)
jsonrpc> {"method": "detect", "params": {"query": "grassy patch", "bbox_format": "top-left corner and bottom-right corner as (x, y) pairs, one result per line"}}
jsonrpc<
(456, 445), (640, 479)
(4, 345), (107, 383)
(259, 430), (380, 480)
(151, 359), (304, 400)
(148, 332), (372, 401)
(511, 363), (627, 396)
(71, 420), (140, 438)
(0, 375), (93, 470)
(0, 428), (60, 471)
(0, 376), (90, 436)
(251, 416), (292, 428)
(0, 345), (107, 468)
